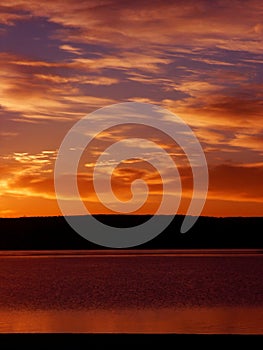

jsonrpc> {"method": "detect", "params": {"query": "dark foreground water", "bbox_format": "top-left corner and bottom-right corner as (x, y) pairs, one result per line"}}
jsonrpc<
(0, 250), (262, 334)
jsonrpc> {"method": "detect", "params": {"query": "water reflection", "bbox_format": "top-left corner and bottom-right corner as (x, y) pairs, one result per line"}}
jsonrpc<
(0, 307), (263, 333)
(0, 250), (262, 333)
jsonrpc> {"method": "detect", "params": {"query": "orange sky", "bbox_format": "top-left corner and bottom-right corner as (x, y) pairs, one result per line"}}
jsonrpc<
(0, 0), (262, 217)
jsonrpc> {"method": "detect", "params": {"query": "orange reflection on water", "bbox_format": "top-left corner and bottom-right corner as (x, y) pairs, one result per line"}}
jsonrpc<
(1, 307), (263, 334)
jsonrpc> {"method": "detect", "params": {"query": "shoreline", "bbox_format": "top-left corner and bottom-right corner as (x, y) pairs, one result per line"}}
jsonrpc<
(0, 248), (263, 258)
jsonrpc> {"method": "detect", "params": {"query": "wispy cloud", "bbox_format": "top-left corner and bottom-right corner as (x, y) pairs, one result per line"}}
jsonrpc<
(0, 0), (262, 217)
(59, 44), (83, 55)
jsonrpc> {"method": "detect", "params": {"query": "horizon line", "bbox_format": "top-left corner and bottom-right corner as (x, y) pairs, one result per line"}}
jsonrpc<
(1, 214), (263, 219)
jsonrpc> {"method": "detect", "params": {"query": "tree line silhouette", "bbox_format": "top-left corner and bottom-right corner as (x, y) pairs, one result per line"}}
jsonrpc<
(0, 215), (262, 250)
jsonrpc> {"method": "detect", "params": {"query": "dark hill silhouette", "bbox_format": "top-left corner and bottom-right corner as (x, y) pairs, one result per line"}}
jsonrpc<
(0, 215), (262, 250)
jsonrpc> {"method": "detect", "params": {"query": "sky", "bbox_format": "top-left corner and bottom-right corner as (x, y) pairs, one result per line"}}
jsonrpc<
(0, 0), (262, 217)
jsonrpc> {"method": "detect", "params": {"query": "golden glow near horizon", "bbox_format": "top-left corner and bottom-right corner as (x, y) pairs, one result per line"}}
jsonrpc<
(0, 0), (263, 217)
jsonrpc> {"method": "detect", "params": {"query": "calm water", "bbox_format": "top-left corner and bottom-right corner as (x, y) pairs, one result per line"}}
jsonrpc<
(0, 250), (262, 334)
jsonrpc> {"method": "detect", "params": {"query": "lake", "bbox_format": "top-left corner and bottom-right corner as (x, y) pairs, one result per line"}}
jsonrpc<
(0, 250), (262, 333)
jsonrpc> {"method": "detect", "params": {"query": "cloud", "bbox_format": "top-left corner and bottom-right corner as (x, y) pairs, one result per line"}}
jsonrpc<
(34, 73), (119, 85)
(0, 131), (18, 137)
(229, 133), (263, 152)
(1, 0), (262, 55)
(1, 148), (262, 217)
(0, 6), (28, 25)
(0, 1), (262, 217)
(16, 2), (263, 51)
(192, 57), (236, 67)
(71, 54), (171, 73)
(0, 151), (56, 198)
(0, 53), (118, 121)
(59, 44), (83, 55)
(163, 82), (263, 131)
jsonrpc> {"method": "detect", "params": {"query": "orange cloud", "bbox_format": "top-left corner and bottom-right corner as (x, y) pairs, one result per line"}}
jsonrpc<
(1, 0), (262, 54)
(0, 1), (262, 217)
(71, 54), (171, 73)
(0, 7), (28, 25)
(1, 147), (262, 217)
(59, 44), (83, 55)
(0, 151), (56, 197)
(229, 134), (263, 152)
(163, 83), (263, 131)
(0, 53), (118, 121)
(34, 73), (119, 85)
